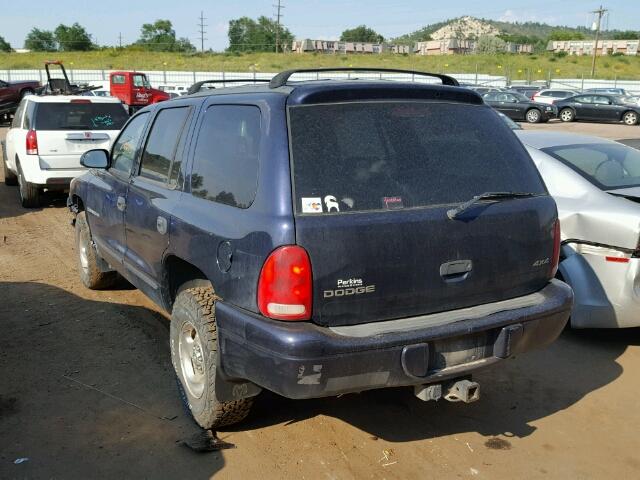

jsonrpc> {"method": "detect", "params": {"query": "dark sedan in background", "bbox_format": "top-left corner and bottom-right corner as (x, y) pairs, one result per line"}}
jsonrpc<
(483, 91), (557, 123)
(556, 94), (640, 125)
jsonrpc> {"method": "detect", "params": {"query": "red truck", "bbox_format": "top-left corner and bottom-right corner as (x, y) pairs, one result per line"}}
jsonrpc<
(109, 71), (170, 114)
(0, 79), (41, 119)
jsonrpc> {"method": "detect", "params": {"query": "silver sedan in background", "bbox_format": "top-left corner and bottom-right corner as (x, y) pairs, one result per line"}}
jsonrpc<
(517, 130), (640, 328)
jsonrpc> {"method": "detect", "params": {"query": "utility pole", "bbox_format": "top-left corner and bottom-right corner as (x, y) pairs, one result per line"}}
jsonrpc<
(197, 11), (208, 53)
(274, 0), (284, 53)
(118, 32), (123, 48)
(590, 5), (608, 77)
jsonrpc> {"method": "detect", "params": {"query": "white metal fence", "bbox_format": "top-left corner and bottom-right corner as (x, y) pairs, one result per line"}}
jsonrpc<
(2, 69), (639, 93)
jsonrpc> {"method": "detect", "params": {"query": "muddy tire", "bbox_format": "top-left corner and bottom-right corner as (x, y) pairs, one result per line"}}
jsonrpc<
(525, 108), (542, 124)
(170, 285), (253, 429)
(559, 108), (575, 123)
(2, 154), (18, 186)
(75, 211), (118, 289)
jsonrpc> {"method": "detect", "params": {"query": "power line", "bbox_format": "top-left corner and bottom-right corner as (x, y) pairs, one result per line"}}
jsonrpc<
(274, 0), (284, 53)
(197, 11), (208, 52)
(590, 5), (608, 77)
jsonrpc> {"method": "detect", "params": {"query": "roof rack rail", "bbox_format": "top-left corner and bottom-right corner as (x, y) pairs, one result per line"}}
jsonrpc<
(268, 68), (459, 89)
(187, 79), (270, 95)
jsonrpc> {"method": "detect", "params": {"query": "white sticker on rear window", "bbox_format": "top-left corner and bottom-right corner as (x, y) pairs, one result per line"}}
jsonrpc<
(301, 197), (323, 213)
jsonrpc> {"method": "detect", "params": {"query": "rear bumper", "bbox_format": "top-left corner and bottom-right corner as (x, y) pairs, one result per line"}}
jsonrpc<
(19, 154), (86, 186)
(216, 279), (573, 399)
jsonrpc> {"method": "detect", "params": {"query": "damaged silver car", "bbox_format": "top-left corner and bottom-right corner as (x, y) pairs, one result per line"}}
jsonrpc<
(517, 130), (640, 328)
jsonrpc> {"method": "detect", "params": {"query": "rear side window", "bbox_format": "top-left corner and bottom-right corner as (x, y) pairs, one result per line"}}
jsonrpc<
(139, 107), (190, 184)
(289, 101), (546, 214)
(35, 102), (128, 131)
(190, 105), (261, 209)
(542, 143), (640, 190)
(11, 100), (26, 129)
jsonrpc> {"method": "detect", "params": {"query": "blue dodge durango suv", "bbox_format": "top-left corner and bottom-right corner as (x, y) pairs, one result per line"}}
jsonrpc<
(68, 68), (573, 429)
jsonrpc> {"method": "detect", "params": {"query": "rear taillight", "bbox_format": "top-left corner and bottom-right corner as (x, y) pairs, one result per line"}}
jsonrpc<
(258, 245), (312, 321)
(551, 219), (561, 278)
(26, 129), (38, 155)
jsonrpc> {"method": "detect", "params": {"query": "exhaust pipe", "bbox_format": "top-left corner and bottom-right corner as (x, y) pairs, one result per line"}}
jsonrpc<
(444, 379), (480, 403)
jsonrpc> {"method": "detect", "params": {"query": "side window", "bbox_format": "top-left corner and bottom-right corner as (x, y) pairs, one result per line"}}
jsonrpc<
(593, 96), (611, 105)
(138, 107), (190, 184)
(191, 105), (261, 209)
(110, 113), (149, 176)
(112, 75), (125, 84)
(11, 100), (26, 129)
(575, 96), (592, 103)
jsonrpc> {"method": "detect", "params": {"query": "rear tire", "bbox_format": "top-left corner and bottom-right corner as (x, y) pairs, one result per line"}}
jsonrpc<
(17, 161), (40, 208)
(170, 285), (253, 429)
(525, 108), (542, 124)
(2, 155), (18, 186)
(559, 108), (575, 123)
(75, 211), (118, 289)
(623, 111), (639, 126)
(19, 89), (34, 99)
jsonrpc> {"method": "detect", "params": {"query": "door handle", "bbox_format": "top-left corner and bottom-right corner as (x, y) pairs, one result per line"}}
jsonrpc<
(116, 196), (126, 212)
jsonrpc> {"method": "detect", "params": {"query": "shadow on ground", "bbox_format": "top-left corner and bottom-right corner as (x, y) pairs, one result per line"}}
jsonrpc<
(238, 327), (633, 443)
(0, 282), (224, 480)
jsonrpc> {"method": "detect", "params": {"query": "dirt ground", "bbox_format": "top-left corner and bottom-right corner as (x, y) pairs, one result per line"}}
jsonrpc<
(1, 122), (640, 480)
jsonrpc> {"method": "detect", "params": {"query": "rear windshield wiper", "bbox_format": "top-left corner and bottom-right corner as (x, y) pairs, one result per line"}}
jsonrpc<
(447, 192), (537, 220)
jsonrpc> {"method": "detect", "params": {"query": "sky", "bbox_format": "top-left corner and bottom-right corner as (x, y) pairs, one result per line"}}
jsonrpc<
(1, 0), (639, 51)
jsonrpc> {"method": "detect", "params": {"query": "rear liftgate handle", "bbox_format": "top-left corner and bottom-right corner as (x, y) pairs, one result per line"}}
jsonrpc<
(439, 260), (473, 283)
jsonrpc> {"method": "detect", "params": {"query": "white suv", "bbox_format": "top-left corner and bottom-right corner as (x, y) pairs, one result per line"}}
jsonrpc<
(532, 89), (579, 105)
(3, 95), (128, 207)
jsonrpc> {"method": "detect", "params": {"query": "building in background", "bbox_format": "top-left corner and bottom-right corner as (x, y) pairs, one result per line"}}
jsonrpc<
(413, 39), (533, 55)
(547, 40), (639, 56)
(292, 39), (410, 54)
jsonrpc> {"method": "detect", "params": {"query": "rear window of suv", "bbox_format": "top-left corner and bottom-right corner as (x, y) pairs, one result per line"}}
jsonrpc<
(35, 102), (128, 131)
(289, 101), (546, 214)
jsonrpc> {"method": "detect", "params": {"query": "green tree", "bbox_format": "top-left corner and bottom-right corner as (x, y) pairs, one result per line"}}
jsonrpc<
(227, 16), (294, 52)
(0, 35), (12, 52)
(612, 31), (640, 40)
(136, 19), (195, 52)
(548, 30), (585, 41)
(54, 23), (94, 51)
(24, 28), (57, 52)
(476, 35), (506, 54)
(340, 25), (384, 43)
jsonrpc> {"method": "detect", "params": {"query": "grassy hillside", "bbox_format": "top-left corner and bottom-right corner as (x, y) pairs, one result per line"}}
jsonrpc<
(1, 50), (640, 80)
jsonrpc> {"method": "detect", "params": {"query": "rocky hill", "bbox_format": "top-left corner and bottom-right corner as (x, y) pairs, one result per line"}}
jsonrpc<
(392, 16), (611, 46)
(430, 16), (499, 40)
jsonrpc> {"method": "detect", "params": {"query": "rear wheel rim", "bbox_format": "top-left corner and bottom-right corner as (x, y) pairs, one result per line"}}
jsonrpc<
(624, 113), (637, 125)
(178, 322), (206, 399)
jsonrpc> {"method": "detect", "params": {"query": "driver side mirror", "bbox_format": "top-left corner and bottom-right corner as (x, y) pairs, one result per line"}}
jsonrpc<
(80, 149), (109, 169)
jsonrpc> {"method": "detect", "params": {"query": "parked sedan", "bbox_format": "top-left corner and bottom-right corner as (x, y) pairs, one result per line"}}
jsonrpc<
(517, 130), (640, 328)
(584, 87), (629, 96)
(555, 94), (640, 125)
(483, 91), (556, 123)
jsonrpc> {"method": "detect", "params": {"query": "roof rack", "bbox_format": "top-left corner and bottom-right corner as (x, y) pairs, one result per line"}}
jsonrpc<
(268, 68), (459, 89)
(187, 79), (270, 95)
